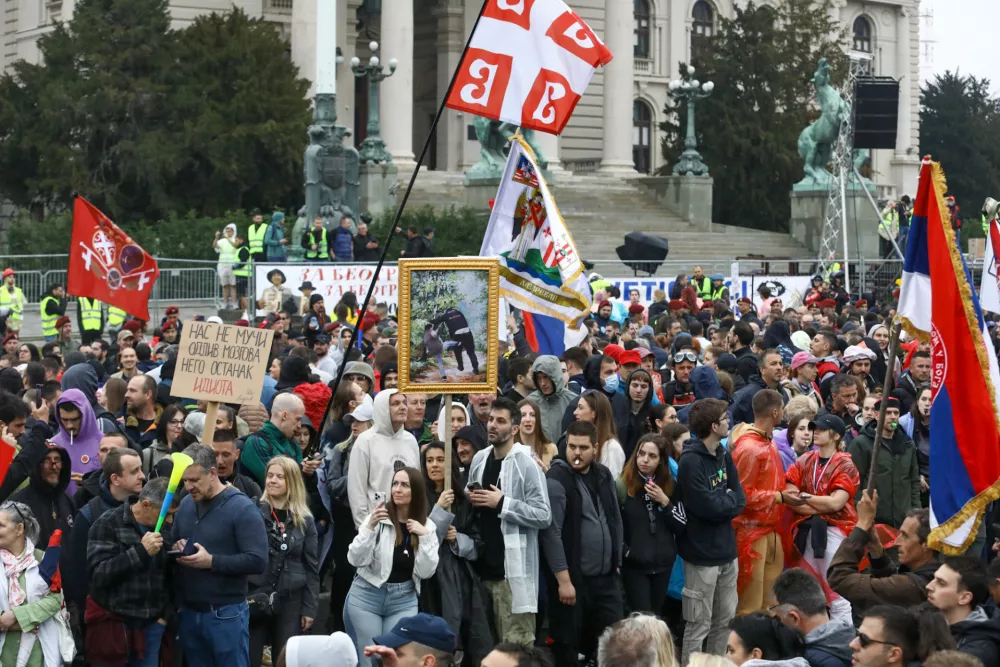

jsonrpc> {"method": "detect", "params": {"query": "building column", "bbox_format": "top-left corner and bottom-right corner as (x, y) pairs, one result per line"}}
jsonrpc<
(435, 0), (464, 172)
(534, 131), (567, 181)
(380, 0), (416, 174)
(890, 6), (919, 196)
(599, 0), (637, 175)
(291, 0), (317, 97)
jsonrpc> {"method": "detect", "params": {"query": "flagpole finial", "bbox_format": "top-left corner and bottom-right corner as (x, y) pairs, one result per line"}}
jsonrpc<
(922, 155), (933, 164)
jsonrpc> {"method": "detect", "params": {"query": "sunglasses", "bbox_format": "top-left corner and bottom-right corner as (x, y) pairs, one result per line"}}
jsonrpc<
(1, 502), (27, 527)
(857, 633), (895, 649)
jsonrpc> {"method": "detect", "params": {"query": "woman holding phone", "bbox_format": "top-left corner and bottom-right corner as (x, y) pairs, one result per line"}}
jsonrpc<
(345, 467), (439, 666)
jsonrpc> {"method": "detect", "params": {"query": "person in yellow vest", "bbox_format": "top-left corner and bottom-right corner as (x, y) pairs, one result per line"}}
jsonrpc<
(691, 265), (712, 299)
(709, 273), (730, 304)
(879, 200), (900, 258)
(107, 306), (127, 333)
(76, 296), (105, 345)
(0, 269), (24, 334)
(213, 223), (239, 309)
(39, 283), (66, 342)
(302, 215), (331, 262)
(247, 208), (269, 262)
(233, 238), (252, 314)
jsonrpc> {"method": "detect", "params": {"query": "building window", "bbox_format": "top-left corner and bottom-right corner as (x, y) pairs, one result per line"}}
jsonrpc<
(692, 1), (714, 38)
(634, 0), (651, 59)
(853, 16), (872, 53)
(633, 100), (653, 174)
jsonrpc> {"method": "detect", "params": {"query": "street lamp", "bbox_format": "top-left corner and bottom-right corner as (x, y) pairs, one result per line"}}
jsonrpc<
(668, 64), (714, 177)
(351, 41), (397, 164)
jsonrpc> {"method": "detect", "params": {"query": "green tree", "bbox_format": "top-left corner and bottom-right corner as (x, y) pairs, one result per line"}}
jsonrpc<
(920, 71), (1000, 242)
(0, 1), (310, 222)
(659, 0), (847, 231)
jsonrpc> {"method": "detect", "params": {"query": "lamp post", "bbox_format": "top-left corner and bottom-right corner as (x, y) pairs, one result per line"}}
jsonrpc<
(668, 65), (714, 177)
(351, 41), (397, 165)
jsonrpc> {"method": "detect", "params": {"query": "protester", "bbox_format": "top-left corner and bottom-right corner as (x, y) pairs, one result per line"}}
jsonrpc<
(242, 393), (306, 486)
(173, 444), (268, 667)
(726, 613), (805, 666)
(571, 390), (625, 478)
(362, 613), (456, 667)
(771, 568), (855, 667)
(467, 398), (551, 645)
(525, 356), (576, 449)
(611, 367), (655, 460)
(345, 467), (439, 666)
(11, 445), (74, 547)
(213, 429), (262, 498)
(249, 456), (320, 667)
(597, 613), (680, 667)
(86, 477), (177, 667)
(678, 398), (745, 666)
(927, 556), (1000, 665)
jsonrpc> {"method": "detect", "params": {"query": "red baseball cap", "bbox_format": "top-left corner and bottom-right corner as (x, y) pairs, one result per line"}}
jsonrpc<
(619, 350), (642, 366)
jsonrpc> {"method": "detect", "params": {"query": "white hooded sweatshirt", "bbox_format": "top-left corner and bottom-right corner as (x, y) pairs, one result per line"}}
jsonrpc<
(347, 389), (420, 528)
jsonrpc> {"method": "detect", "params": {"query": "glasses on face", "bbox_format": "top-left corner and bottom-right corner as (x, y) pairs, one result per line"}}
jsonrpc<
(857, 633), (895, 649)
(673, 351), (698, 364)
(169, 419), (185, 426)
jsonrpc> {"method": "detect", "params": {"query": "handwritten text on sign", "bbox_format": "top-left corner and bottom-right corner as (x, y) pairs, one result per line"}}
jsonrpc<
(171, 321), (274, 405)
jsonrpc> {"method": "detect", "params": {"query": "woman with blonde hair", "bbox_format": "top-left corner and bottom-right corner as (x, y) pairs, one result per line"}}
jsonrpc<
(249, 456), (320, 667)
(597, 613), (679, 667)
(572, 390), (625, 477)
(517, 399), (557, 469)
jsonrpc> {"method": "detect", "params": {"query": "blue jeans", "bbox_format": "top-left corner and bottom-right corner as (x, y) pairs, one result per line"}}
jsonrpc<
(344, 577), (417, 667)
(95, 620), (166, 667)
(178, 602), (250, 667)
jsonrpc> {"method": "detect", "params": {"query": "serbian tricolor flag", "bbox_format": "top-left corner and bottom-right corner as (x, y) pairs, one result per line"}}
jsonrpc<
(68, 196), (159, 321)
(897, 157), (1000, 554)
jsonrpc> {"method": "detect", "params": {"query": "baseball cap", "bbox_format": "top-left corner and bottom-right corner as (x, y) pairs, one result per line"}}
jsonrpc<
(618, 350), (642, 367)
(790, 351), (818, 371)
(874, 396), (901, 411)
(372, 613), (455, 653)
(315, 333), (330, 344)
(346, 396), (374, 423)
(809, 413), (846, 437)
(117, 329), (135, 343)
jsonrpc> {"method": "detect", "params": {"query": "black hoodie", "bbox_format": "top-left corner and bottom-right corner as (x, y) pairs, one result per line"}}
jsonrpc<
(611, 368), (654, 461)
(675, 437), (745, 566)
(11, 445), (75, 547)
(951, 606), (1000, 667)
(557, 356), (616, 438)
(453, 424), (487, 484)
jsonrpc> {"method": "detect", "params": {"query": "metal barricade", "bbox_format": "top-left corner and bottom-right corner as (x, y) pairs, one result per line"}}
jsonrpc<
(587, 258), (731, 278)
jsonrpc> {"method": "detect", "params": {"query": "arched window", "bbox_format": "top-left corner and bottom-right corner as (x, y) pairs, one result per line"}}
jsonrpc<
(634, 0), (651, 59)
(692, 1), (714, 38)
(633, 101), (653, 174)
(853, 16), (872, 53)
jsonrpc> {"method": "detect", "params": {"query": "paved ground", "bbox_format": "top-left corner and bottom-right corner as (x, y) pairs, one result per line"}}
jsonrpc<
(14, 299), (220, 343)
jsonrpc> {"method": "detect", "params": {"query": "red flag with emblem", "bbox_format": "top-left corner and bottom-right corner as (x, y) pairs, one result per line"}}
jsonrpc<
(445, 0), (612, 135)
(67, 196), (159, 321)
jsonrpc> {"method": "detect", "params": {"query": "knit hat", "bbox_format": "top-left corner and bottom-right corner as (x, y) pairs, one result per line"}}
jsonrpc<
(842, 345), (876, 364)
(238, 403), (269, 434)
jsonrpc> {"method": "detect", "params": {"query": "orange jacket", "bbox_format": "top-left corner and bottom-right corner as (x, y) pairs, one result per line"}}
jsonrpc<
(732, 426), (785, 594)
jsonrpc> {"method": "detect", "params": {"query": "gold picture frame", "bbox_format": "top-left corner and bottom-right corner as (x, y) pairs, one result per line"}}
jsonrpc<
(396, 258), (500, 395)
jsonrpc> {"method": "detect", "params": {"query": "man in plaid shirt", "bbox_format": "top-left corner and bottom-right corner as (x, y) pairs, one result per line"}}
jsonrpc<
(86, 477), (178, 667)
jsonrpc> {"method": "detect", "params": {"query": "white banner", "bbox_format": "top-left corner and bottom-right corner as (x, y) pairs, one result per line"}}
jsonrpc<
(602, 274), (814, 311)
(254, 263), (399, 314)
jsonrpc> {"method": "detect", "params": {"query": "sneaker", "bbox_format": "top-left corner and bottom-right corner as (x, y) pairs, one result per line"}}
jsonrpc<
(262, 646), (272, 667)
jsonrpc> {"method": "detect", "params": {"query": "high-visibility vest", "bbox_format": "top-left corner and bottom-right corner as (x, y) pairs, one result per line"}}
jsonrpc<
(233, 247), (251, 278)
(79, 297), (103, 331)
(692, 275), (712, 298)
(217, 237), (237, 265)
(711, 284), (728, 301)
(108, 306), (127, 329)
(305, 228), (328, 260)
(39, 296), (59, 337)
(247, 223), (267, 256)
(0, 287), (24, 323)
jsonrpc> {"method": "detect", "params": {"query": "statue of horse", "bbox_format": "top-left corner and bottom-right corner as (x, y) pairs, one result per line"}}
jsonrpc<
(795, 58), (848, 190)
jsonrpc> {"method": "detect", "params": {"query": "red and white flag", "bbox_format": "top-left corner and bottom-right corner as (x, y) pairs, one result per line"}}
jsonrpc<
(68, 196), (160, 321)
(445, 0), (613, 135)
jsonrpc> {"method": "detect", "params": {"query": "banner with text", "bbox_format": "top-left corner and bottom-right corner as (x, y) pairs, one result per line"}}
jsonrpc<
(254, 263), (400, 314)
(171, 321), (274, 404)
(603, 275), (814, 311)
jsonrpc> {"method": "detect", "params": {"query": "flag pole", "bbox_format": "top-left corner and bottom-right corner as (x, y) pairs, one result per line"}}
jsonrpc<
(866, 321), (903, 493)
(316, 0), (489, 437)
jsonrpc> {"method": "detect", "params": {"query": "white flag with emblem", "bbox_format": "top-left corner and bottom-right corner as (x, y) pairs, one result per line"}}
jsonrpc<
(445, 0), (612, 134)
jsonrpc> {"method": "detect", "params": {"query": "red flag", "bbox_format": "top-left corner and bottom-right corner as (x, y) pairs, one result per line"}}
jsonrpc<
(68, 196), (159, 321)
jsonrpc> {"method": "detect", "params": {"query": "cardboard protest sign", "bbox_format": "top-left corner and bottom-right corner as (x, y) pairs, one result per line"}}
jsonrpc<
(171, 321), (274, 405)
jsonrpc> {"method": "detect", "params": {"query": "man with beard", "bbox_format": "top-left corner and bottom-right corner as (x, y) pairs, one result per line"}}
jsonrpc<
(467, 398), (551, 644)
(303, 294), (329, 347)
(662, 350), (697, 406)
(12, 446), (74, 546)
(540, 420), (624, 665)
(123, 375), (160, 449)
(818, 374), (860, 424)
(842, 345), (878, 393)
(313, 334), (338, 376)
(897, 350), (931, 413)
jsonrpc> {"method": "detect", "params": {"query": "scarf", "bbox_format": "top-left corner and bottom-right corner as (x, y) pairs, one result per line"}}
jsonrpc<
(1, 539), (36, 608)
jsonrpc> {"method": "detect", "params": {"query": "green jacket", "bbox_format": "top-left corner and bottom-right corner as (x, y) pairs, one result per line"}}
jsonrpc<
(241, 421), (302, 486)
(848, 421), (920, 529)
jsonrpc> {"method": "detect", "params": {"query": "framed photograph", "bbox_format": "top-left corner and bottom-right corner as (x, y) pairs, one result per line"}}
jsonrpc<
(397, 258), (500, 395)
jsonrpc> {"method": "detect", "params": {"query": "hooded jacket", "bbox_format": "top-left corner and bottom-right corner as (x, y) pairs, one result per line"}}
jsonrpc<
(803, 617), (855, 667)
(11, 445), (74, 547)
(51, 388), (104, 494)
(346, 389), (420, 528)
(611, 368), (654, 461)
(241, 420), (303, 487)
(951, 606), (1000, 667)
(468, 443), (551, 614)
(847, 419), (919, 528)
(264, 213), (287, 260)
(677, 366), (729, 424)
(61, 364), (129, 442)
(676, 437), (745, 566)
(526, 355), (577, 447)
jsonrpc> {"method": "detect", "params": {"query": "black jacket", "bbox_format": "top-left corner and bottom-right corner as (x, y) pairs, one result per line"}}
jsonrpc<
(222, 471), (262, 501)
(732, 346), (759, 385)
(67, 477), (125, 610)
(616, 478), (685, 574)
(675, 438), (745, 566)
(248, 502), (320, 619)
(404, 235), (426, 258)
(731, 374), (788, 425)
(952, 608), (1000, 667)
(611, 368), (654, 460)
(353, 233), (379, 262)
(11, 445), (75, 547)
(87, 499), (173, 623)
(0, 419), (53, 505)
(73, 468), (103, 509)
(429, 309), (471, 338)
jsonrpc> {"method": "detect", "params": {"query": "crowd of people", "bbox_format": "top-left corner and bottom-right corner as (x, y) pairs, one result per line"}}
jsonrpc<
(0, 261), (992, 667)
